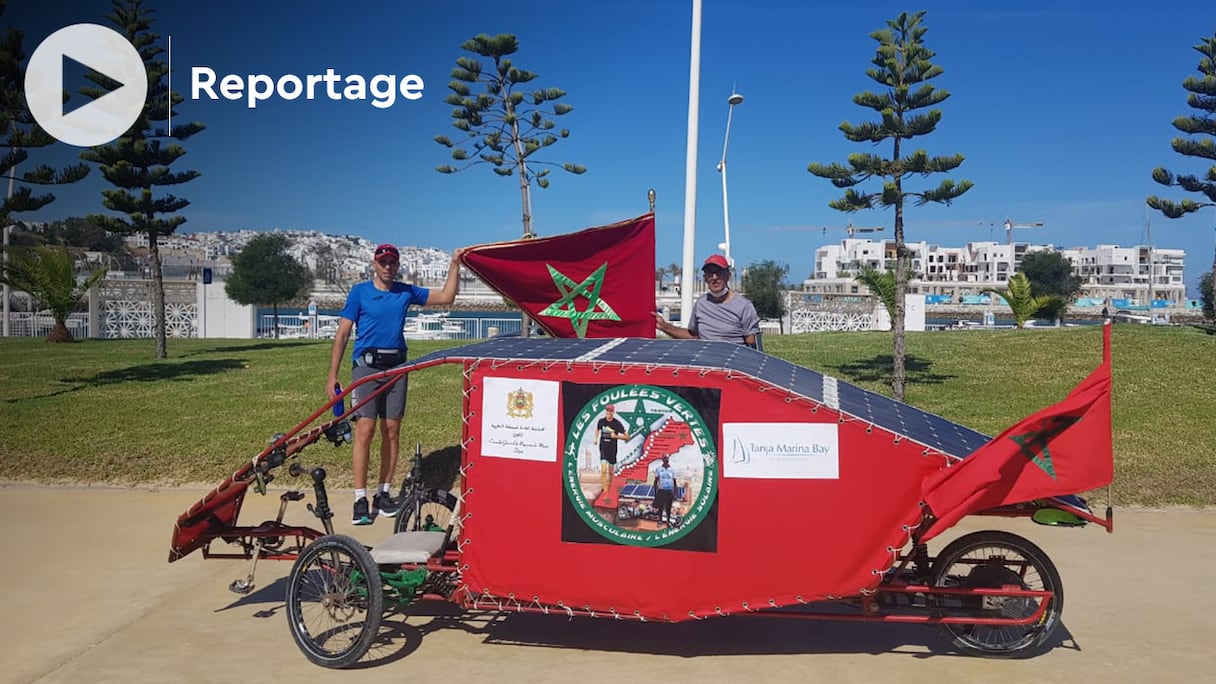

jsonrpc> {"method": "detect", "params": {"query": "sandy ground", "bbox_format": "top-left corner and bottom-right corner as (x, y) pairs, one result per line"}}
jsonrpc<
(0, 484), (1212, 684)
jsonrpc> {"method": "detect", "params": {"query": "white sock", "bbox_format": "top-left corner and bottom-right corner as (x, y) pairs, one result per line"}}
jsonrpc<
(355, 488), (367, 501)
(380, 482), (392, 494)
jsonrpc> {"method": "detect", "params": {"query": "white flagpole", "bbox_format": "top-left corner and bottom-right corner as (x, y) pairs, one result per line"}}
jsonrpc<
(679, 0), (702, 324)
(3, 165), (13, 338)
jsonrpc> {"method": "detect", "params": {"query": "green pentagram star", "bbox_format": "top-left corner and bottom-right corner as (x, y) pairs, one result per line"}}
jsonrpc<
(1007, 414), (1083, 480)
(537, 262), (621, 338)
(617, 399), (668, 437)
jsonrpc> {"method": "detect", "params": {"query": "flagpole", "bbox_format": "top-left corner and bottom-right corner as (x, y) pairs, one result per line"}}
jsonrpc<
(3, 165), (13, 338)
(679, 0), (702, 324)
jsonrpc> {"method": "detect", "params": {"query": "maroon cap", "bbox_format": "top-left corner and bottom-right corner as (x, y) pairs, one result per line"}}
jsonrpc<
(702, 254), (729, 270)
(605, 404), (615, 411)
(374, 244), (399, 262)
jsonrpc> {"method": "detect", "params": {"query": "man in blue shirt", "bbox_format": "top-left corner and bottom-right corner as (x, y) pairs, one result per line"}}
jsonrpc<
(652, 455), (677, 526)
(326, 243), (467, 525)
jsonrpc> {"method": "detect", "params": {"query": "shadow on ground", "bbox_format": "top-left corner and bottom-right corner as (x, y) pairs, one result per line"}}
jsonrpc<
(829, 354), (955, 386)
(217, 580), (1080, 665)
(8, 358), (248, 403)
(183, 340), (321, 355)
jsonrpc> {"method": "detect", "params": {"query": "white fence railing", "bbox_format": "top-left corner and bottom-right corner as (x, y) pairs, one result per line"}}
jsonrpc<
(3, 312), (91, 338)
(256, 314), (523, 341)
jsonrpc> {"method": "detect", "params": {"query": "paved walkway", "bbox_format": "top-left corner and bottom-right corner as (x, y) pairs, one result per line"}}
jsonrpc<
(1, 485), (1212, 683)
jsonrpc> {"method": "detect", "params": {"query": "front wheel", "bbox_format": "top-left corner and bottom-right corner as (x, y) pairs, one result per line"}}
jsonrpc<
(286, 534), (383, 668)
(930, 530), (1064, 658)
(394, 488), (458, 534)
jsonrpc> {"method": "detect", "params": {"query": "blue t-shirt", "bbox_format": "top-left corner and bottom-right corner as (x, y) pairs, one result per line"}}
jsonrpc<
(340, 280), (430, 359)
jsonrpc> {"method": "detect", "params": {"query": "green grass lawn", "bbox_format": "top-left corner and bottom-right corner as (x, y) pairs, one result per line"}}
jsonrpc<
(0, 325), (1211, 506)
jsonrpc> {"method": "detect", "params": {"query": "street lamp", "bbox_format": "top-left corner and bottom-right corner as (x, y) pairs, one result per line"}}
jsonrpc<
(717, 91), (744, 269)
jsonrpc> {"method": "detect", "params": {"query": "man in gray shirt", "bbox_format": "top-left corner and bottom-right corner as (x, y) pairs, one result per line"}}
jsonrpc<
(654, 254), (761, 346)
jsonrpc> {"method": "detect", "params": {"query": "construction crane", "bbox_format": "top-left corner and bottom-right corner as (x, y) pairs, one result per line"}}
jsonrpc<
(766, 223), (884, 235)
(999, 218), (1045, 246)
(815, 223), (884, 237)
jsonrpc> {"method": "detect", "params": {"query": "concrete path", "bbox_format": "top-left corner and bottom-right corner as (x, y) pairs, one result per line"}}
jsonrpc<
(1, 485), (1212, 683)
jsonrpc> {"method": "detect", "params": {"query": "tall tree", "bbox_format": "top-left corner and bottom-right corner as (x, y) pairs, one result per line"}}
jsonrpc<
(0, 244), (103, 342)
(79, 0), (204, 358)
(225, 233), (312, 339)
(0, 0), (90, 227)
(435, 33), (586, 238)
(1147, 25), (1216, 286)
(1200, 272), (1215, 320)
(1020, 250), (1082, 322)
(742, 259), (789, 329)
(809, 11), (972, 402)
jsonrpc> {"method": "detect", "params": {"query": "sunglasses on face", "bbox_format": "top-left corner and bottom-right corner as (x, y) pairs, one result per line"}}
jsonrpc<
(702, 268), (727, 281)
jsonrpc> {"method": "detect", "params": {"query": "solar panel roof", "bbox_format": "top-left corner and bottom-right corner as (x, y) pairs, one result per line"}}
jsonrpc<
(405, 337), (991, 459)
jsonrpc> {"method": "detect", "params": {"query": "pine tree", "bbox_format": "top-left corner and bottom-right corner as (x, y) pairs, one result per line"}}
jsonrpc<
(79, 0), (204, 358)
(809, 11), (972, 401)
(435, 33), (585, 238)
(1147, 25), (1216, 299)
(0, 0), (90, 227)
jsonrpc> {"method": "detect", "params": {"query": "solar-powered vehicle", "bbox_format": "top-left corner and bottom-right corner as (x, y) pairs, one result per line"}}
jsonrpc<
(170, 332), (1113, 668)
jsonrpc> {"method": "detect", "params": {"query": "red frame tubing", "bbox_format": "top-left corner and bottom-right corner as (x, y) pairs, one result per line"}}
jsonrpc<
(197, 525), (325, 561)
(972, 498), (1115, 533)
(169, 358), (453, 562)
(451, 584), (1055, 627)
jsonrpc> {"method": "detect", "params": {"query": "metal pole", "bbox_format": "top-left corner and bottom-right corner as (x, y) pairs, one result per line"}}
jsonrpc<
(719, 159), (730, 263)
(3, 165), (14, 337)
(718, 93), (742, 268)
(679, 0), (703, 322)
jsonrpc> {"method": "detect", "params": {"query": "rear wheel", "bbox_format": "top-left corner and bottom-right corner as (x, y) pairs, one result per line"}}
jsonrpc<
(930, 530), (1063, 658)
(286, 534), (383, 668)
(393, 489), (458, 534)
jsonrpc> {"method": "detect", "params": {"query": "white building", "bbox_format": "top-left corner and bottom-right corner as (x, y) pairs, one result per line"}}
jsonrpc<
(806, 239), (1188, 306)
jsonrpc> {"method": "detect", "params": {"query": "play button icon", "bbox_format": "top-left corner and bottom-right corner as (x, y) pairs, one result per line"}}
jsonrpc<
(25, 23), (148, 147)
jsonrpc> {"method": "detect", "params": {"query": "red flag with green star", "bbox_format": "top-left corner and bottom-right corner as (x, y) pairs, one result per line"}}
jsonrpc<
(459, 214), (656, 338)
(920, 321), (1114, 540)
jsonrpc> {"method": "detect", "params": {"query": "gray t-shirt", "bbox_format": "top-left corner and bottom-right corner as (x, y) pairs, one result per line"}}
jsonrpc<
(688, 292), (761, 343)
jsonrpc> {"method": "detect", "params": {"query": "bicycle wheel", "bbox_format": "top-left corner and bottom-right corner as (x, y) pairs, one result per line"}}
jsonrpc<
(393, 488), (458, 534)
(286, 534), (383, 668)
(930, 530), (1064, 658)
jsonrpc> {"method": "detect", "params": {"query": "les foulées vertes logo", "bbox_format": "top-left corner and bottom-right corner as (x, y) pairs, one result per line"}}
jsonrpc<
(26, 23), (424, 147)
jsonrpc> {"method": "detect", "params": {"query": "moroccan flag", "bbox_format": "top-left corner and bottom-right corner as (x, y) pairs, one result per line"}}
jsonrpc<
(460, 214), (656, 338)
(920, 321), (1114, 540)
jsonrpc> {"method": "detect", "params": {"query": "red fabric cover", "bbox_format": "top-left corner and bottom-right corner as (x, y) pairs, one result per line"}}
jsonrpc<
(169, 475), (250, 562)
(921, 321), (1114, 540)
(458, 365), (937, 621)
(459, 214), (656, 338)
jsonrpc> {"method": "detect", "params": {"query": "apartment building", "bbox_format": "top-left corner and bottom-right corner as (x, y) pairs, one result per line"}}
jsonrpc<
(807, 239), (1188, 305)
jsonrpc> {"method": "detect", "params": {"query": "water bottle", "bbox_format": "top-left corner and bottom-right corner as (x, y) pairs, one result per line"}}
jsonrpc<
(333, 383), (345, 417)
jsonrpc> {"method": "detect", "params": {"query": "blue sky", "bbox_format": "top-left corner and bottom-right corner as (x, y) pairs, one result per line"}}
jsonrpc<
(9, 0), (1216, 294)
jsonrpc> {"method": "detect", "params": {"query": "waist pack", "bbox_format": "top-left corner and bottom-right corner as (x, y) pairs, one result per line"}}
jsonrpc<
(360, 348), (406, 369)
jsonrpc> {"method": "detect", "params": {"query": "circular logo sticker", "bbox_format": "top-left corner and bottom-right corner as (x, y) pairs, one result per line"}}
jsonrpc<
(563, 385), (717, 547)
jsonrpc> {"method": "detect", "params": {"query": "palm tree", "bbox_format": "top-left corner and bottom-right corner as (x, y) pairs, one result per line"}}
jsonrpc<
(856, 267), (898, 321)
(981, 273), (1051, 329)
(0, 245), (104, 342)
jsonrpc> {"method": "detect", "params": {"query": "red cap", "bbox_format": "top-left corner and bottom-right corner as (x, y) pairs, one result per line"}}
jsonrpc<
(605, 404), (615, 411)
(702, 254), (729, 270)
(374, 244), (399, 262)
